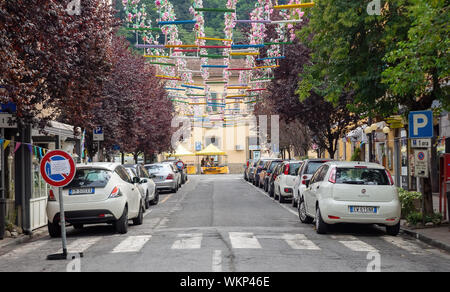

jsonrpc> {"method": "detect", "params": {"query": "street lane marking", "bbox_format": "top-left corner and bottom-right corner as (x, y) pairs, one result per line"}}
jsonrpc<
(111, 235), (152, 253)
(144, 209), (153, 217)
(282, 234), (321, 250)
(381, 236), (427, 255)
(171, 233), (202, 249)
(0, 240), (48, 260)
(59, 237), (102, 253)
(212, 250), (222, 272)
(229, 232), (262, 249)
(330, 235), (358, 240)
(160, 194), (173, 204)
(339, 240), (378, 252)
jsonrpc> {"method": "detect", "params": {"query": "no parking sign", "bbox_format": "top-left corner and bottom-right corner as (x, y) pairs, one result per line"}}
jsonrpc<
(40, 150), (78, 260)
(40, 150), (76, 187)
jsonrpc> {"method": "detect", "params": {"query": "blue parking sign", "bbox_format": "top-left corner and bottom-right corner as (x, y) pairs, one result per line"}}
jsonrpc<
(408, 111), (433, 138)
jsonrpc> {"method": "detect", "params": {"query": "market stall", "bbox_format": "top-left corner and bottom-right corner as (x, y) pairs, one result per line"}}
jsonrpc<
(168, 144), (197, 174)
(195, 144), (229, 174)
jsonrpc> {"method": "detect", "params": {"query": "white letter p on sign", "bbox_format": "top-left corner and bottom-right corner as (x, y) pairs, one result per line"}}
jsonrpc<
(413, 114), (428, 136)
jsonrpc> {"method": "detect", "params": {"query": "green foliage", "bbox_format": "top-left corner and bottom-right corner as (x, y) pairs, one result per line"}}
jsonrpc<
(398, 188), (422, 218)
(424, 213), (443, 225)
(381, 0), (449, 112)
(296, 0), (413, 117)
(350, 148), (362, 161)
(406, 211), (423, 225)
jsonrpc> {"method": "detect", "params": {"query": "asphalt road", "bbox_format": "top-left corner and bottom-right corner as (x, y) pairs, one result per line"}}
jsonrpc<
(0, 174), (449, 272)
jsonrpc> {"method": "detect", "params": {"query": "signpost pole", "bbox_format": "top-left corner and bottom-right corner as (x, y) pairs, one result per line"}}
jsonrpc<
(59, 187), (67, 256)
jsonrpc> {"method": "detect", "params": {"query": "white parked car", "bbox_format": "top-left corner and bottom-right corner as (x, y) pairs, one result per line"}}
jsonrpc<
(292, 159), (331, 208)
(46, 163), (145, 237)
(273, 161), (303, 203)
(298, 161), (401, 236)
(123, 164), (159, 209)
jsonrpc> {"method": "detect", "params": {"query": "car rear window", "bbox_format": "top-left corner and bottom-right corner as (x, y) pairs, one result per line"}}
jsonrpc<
(335, 168), (390, 185)
(305, 161), (327, 174)
(145, 165), (165, 173)
(65, 169), (112, 188)
(289, 163), (302, 175)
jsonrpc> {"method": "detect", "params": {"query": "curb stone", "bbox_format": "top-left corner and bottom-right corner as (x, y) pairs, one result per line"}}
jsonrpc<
(0, 227), (49, 250)
(401, 227), (450, 253)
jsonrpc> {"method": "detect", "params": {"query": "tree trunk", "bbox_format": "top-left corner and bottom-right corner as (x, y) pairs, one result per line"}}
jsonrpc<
(121, 152), (124, 165)
(422, 177), (434, 216)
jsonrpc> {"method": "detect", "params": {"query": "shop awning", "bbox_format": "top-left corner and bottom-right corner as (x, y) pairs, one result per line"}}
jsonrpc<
(195, 144), (226, 156)
(170, 144), (195, 157)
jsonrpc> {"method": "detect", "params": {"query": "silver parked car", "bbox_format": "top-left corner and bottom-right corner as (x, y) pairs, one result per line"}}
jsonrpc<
(123, 164), (159, 209)
(144, 163), (180, 193)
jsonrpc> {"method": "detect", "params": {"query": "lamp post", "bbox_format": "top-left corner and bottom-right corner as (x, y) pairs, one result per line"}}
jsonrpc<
(364, 126), (374, 162)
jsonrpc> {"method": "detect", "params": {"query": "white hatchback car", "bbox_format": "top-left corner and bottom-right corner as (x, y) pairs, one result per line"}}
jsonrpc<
(273, 161), (303, 203)
(298, 161), (401, 236)
(46, 163), (145, 237)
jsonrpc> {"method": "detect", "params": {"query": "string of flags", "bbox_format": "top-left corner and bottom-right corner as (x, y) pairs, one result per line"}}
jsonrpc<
(0, 139), (50, 159)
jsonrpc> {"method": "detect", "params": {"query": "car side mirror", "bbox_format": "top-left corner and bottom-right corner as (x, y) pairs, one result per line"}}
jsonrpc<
(132, 177), (141, 184)
(140, 179), (148, 184)
(305, 180), (311, 188)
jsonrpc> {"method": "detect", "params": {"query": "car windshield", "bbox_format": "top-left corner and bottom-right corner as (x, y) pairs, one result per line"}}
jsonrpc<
(335, 168), (390, 185)
(305, 161), (327, 174)
(289, 163), (302, 175)
(64, 169), (112, 188)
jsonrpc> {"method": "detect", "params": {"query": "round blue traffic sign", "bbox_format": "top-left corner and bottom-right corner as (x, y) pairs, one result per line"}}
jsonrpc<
(40, 150), (76, 187)
(418, 152), (425, 161)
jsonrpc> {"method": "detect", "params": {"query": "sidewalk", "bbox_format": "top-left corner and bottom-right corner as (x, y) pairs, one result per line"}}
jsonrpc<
(401, 223), (450, 253)
(0, 226), (48, 250)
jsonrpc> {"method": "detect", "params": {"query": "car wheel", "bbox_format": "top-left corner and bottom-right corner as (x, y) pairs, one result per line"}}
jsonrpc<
(145, 192), (150, 209)
(133, 203), (144, 226)
(73, 224), (84, 230)
(48, 220), (61, 238)
(292, 195), (298, 208)
(298, 199), (313, 224)
(269, 184), (274, 197)
(150, 190), (159, 205)
(279, 189), (286, 203)
(115, 206), (129, 234)
(315, 206), (328, 234)
(385, 222), (400, 236)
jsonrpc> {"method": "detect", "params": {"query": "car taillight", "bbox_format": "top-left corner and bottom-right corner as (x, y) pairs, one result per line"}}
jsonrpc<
(109, 186), (122, 198)
(301, 180), (306, 185)
(284, 164), (290, 175)
(48, 189), (56, 201)
(167, 174), (174, 180)
(328, 168), (336, 184)
(247, 161), (249, 167)
(385, 170), (394, 185)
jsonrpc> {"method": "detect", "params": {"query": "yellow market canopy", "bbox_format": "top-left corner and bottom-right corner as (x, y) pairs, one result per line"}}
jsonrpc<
(195, 144), (226, 156)
(170, 144), (195, 157)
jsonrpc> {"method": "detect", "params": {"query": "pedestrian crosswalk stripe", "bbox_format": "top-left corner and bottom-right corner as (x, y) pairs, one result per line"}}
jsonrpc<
(58, 237), (102, 254)
(171, 233), (202, 249)
(282, 234), (321, 250)
(0, 240), (48, 260)
(229, 232), (261, 249)
(339, 240), (378, 252)
(381, 236), (426, 255)
(111, 235), (152, 253)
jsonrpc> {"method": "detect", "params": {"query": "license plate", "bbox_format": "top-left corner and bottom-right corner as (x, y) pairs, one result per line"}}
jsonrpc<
(349, 206), (377, 214)
(69, 188), (95, 195)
